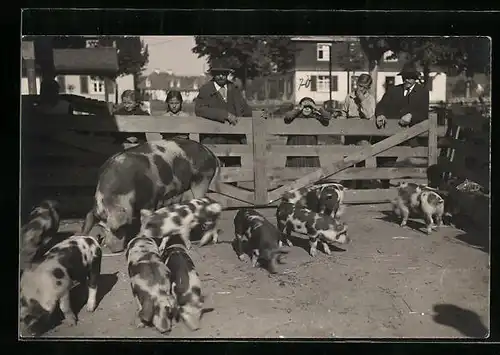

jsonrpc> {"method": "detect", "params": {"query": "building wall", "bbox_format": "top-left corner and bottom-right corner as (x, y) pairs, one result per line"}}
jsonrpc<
(145, 89), (199, 103)
(21, 74), (135, 103)
(293, 70), (447, 105)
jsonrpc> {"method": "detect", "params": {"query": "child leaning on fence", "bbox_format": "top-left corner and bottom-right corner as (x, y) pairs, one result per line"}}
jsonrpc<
(112, 90), (150, 144)
(283, 97), (331, 168)
(161, 90), (190, 140)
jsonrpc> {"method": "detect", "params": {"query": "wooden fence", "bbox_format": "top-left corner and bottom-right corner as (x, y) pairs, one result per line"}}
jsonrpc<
(22, 109), (447, 217)
(435, 105), (490, 228)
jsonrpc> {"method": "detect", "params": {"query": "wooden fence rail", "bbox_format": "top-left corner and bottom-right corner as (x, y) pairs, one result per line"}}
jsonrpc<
(22, 109), (448, 215)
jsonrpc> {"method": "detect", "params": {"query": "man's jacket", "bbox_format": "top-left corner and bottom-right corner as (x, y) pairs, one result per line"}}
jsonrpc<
(194, 81), (252, 122)
(375, 83), (430, 125)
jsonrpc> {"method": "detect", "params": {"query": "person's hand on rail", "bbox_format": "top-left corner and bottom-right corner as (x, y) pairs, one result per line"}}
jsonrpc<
(375, 115), (387, 129)
(226, 112), (238, 125)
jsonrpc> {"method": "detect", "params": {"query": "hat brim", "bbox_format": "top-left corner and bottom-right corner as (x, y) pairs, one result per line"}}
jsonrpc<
(210, 67), (233, 73)
(398, 71), (420, 78)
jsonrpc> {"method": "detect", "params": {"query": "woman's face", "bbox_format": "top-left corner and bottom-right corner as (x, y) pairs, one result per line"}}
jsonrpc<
(167, 97), (182, 113)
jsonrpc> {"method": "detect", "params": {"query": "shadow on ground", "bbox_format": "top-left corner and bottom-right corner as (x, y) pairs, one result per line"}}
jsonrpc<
(432, 304), (489, 338)
(29, 272), (119, 336)
(450, 216), (490, 254)
(376, 210), (428, 234)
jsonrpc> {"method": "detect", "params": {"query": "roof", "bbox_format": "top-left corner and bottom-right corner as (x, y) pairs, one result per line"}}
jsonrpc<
(52, 48), (119, 76)
(138, 72), (208, 91)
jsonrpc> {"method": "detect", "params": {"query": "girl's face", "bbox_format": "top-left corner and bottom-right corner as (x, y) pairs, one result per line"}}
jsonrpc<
(122, 95), (135, 110)
(167, 97), (182, 113)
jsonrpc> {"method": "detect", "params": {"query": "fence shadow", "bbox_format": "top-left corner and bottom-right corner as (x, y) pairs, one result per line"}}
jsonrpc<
(432, 303), (489, 338)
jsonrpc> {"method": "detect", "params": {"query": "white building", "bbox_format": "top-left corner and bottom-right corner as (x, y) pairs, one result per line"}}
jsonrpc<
(277, 37), (447, 104)
(21, 74), (135, 103)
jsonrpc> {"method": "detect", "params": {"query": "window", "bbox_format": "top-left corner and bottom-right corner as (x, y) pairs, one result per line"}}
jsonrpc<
(384, 76), (395, 90)
(312, 75), (338, 92)
(90, 77), (105, 94)
(383, 50), (398, 63)
(317, 43), (331, 62)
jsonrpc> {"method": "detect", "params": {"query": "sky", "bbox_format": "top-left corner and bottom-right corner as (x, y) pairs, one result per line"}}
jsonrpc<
(141, 36), (208, 77)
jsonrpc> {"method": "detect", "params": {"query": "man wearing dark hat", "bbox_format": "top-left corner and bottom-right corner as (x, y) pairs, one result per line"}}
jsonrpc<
(194, 58), (252, 150)
(374, 62), (430, 188)
(375, 62), (430, 130)
(195, 59), (252, 126)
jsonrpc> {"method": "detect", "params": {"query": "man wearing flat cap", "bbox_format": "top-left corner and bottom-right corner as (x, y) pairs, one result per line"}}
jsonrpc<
(375, 62), (430, 131)
(374, 62), (430, 187)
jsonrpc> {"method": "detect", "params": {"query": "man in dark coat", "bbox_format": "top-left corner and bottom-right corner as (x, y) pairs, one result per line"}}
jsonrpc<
(374, 63), (430, 188)
(194, 59), (252, 147)
(375, 62), (430, 134)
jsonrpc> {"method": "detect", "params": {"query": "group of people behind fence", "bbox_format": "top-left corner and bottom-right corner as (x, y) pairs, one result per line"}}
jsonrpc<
(35, 59), (430, 178)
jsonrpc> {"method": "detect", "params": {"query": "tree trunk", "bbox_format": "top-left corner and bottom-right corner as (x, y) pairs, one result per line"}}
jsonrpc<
(422, 62), (430, 88)
(370, 61), (379, 101)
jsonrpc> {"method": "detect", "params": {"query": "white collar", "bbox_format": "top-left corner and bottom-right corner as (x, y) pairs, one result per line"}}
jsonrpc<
(213, 81), (225, 91)
(405, 84), (416, 94)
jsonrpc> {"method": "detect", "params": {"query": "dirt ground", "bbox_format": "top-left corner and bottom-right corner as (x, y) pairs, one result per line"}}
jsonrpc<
(31, 204), (489, 339)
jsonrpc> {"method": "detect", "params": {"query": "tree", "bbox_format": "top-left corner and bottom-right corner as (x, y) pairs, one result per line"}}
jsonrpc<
(336, 41), (366, 93)
(192, 36), (299, 88)
(359, 37), (392, 99)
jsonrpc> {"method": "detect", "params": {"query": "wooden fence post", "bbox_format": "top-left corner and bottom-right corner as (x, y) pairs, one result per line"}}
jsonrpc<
(252, 111), (268, 205)
(428, 112), (438, 167)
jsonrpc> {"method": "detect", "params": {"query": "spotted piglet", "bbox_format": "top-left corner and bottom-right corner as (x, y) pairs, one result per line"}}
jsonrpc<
(125, 236), (177, 334)
(20, 200), (60, 272)
(392, 182), (445, 234)
(139, 197), (222, 252)
(161, 234), (205, 331)
(19, 235), (102, 335)
(276, 202), (349, 257)
(233, 209), (289, 274)
(282, 183), (346, 218)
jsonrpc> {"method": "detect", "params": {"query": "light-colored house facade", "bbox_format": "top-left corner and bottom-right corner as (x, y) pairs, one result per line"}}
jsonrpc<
(290, 37), (447, 104)
(139, 71), (208, 103)
(21, 74), (134, 103)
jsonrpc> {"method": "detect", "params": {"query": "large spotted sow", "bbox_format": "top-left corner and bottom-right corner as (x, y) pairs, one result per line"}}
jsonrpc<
(125, 236), (177, 334)
(139, 197), (222, 252)
(282, 183), (346, 218)
(276, 202), (349, 257)
(161, 234), (206, 331)
(392, 182), (446, 234)
(20, 200), (60, 272)
(81, 139), (221, 253)
(19, 235), (102, 336)
(233, 208), (289, 274)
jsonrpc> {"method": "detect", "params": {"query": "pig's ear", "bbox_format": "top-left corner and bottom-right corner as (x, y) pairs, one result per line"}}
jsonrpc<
(140, 209), (152, 223)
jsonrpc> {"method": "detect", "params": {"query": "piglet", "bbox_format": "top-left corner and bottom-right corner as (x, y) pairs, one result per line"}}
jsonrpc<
(233, 208), (289, 274)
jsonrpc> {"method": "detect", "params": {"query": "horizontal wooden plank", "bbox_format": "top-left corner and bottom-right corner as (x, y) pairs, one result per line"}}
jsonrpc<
(268, 145), (428, 157)
(25, 166), (427, 189)
(203, 144), (252, 156)
(23, 115), (253, 135)
(24, 114), (447, 137)
(265, 118), (447, 137)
